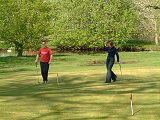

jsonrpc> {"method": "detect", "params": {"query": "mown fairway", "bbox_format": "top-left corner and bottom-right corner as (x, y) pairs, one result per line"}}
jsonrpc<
(0, 52), (160, 120)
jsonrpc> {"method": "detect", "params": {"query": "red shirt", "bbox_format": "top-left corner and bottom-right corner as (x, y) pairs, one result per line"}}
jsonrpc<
(38, 47), (52, 62)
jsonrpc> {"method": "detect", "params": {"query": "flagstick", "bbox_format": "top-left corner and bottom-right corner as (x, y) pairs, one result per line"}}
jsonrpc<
(130, 94), (134, 115)
(130, 100), (134, 115)
(56, 73), (59, 86)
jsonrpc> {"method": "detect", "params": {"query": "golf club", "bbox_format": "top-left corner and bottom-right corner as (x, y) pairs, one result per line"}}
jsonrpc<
(56, 73), (59, 85)
(35, 62), (40, 83)
(119, 63), (122, 78)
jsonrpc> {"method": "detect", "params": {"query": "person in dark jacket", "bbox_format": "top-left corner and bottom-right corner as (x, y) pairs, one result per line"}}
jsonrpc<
(100, 41), (120, 83)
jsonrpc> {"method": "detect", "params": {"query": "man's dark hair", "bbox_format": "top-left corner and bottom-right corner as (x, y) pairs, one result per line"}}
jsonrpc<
(41, 37), (47, 43)
(42, 41), (47, 44)
(107, 40), (114, 47)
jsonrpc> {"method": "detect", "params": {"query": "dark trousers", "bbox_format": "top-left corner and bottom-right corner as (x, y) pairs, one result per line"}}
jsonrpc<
(106, 58), (117, 82)
(40, 62), (49, 82)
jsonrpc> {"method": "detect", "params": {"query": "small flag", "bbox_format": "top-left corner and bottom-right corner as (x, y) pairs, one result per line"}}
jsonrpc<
(130, 94), (132, 101)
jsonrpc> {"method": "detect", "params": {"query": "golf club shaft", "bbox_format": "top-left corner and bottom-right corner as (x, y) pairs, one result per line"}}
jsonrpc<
(119, 63), (122, 77)
(35, 62), (40, 83)
(57, 73), (59, 85)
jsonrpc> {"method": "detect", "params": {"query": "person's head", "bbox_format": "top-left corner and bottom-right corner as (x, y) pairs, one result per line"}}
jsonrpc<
(42, 41), (47, 48)
(106, 41), (114, 48)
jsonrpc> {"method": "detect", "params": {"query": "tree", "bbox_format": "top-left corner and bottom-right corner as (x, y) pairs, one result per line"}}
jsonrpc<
(0, 0), (55, 56)
(51, 0), (138, 50)
(133, 0), (160, 45)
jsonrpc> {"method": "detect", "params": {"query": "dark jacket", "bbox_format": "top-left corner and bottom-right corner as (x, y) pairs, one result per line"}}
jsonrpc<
(100, 46), (119, 62)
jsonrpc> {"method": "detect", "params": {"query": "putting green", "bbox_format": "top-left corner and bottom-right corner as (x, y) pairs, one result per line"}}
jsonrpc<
(0, 52), (159, 120)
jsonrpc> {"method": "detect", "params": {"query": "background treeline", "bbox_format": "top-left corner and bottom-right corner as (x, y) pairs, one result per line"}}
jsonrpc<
(0, 0), (159, 56)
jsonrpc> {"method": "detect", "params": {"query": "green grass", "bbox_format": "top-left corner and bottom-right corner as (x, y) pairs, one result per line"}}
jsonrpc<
(0, 52), (160, 120)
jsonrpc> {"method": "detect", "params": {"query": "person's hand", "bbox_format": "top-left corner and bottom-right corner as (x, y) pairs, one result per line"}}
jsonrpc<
(35, 60), (38, 63)
(117, 61), (121, 64)
(48, 61), (52, 64)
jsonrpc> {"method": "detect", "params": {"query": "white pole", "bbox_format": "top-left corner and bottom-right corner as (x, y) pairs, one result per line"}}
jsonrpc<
(130, 94), (134, 115)
(130, 100), (134, 115)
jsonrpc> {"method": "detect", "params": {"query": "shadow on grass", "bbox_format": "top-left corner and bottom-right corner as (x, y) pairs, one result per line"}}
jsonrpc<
(0, 67), (34, 74)
(0, 73), (159, 120)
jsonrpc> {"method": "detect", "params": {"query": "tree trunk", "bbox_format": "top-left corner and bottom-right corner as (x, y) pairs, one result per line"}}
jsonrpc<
(154, 20), (159, 45)
(17, 49), (23, 56)
(15, 43), (23, 56)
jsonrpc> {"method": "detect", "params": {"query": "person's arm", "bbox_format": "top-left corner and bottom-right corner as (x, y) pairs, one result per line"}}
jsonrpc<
(100, 46), (109, 51)
(35, 49), (41, 63)
(48, 55), (52, 64)
(35, 54), (39, 63)
(48, 48), (52, 64)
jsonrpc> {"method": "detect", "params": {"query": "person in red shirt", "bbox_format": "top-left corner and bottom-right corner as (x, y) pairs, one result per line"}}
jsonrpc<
(35, 41), (52, 84)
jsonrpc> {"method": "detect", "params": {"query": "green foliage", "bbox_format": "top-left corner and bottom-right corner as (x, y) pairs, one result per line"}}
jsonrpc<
(0, 0), (142, 53)
(0, 0), (55, 56)
(133, 0), (160, 45)
(51, 0), (138, 49)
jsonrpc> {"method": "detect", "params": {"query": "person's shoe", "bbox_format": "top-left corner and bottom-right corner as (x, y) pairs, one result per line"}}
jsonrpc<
(113, 76), (117, 82)
(43, 81), (47, 84)
(105, 81), (111, 83)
